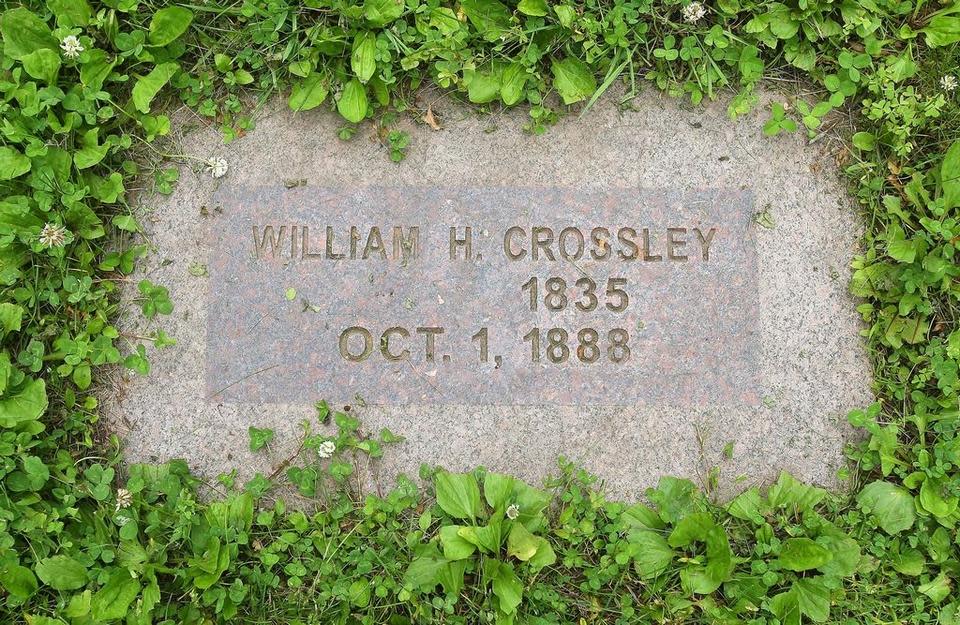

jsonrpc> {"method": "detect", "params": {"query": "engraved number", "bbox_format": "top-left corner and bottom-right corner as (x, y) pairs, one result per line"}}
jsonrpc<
(575, 278), (597, 311)
(522, 277), (628, 313)
(544, 278), (567, 311)
(524, 327), (629, 364)
(546, 328), (570, 363)
(522, 327), (540, 362)
(605, 278), (629, 312)
(520, 276), (537, 311)
(607, 328), (631, 363)
(577, 328), (600, 363)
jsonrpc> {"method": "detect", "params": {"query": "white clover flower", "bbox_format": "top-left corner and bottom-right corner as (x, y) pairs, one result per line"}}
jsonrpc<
(682, 1), (707, 23)
(115, 487), (132, 512)
(205, 156), (228, 179)
(60, 35), (84, 59)
(942, 75), (958, 93)
(38, 223), (68, 248)
(505, 504), (520, 520)
(318, 440), (336, 459)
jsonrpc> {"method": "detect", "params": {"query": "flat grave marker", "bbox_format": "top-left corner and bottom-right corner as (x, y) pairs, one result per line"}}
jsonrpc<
(106, 89), (872, 499)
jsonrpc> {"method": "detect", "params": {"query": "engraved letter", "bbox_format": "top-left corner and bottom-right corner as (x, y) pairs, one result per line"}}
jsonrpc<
(449, 227), (472, 260)
(558, 227), (585, 261)
(350, 226), (361, 259)
(417, 326), (444, 362)
(363, 227), (388, 260)
(532, 227), (555, 261)
(339, 326), (372, 362)
(301, 226), (323, 259)
(666, 227), (688, 261)
(590, 227), (612, 260)
(325, 225), (346, 260)
(694, 227), (717, 261)
(503, 226), (527, 260)
(252, 225), (286, 259)
(642, 228), (663, 262)
(381, 326), (410, 361)
(393, 226), (420, 262)
(616, 227), (638, 261)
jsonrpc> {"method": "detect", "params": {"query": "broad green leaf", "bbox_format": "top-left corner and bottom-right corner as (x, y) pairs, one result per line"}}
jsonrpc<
(551, 57), (596, 105)
(80, 49), (117, 91)
(726, 487), (770, 523)
(73, 129), (109, 170)
(918, 572), (952, 603)
(439, 525), (476, 560)
(500, 62), (528, 106)
(768, 7), (799, 39)
(919, 477), (959, 518)
(351, 32), (376, 83)
(483, 472), (516, 510)
(816, 531), (860, 578)
(680, 566), (722, 595)
(0, 563), (38, 599)
(793, 578), (831, 622)
(434, 471), (482, 520)
(489, 560), (522, 614)
(857, 480), (915, 534)
(464, 67), (502, 104)
(703, 525), (735, 587)
(528, 537), (556, 572)
(886, 53), (917, 82)
(35, 556), (87, 591)
(890, 548), (925, 576)
(437, 560), (466, 595)
(132, 62), (180, 114)
(403, 555), (446, 590)
(517, 0), (549, 16)
(888, 238), (919, 263)
(767, 471), (825, 512)
(779, 538), (833, 572)
(0, 378), (47, 428)
(506, 522), (538, 561)
(288, 73), (328, 111)
(646, 476), (699, 523)
(668, 512), (714, 547)
(554, 5), (575, 27)
(627, 529), (674, 579)
(457, 523), (501, 554)
(922, 15), (960, 47)
(769, 588), (801, 625)
(0, 147), (31, 181)
(363, 0), (405, 27)
(47, 0), (92, 27)
(21, 48), (60, 83)
(621, 503), (664, 529)
(148, 6), (194, 46)
(460, 0), (513, 41)
(942, 140), (960, 211)
(91, 571), (140, 621)
(337, 78), (368, 123)
(0, 8), (56, 60)
(852, 131), (876, 150)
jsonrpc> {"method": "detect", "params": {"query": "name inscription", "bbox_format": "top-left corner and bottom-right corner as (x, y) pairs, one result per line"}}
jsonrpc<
(207, 187), (760, 405)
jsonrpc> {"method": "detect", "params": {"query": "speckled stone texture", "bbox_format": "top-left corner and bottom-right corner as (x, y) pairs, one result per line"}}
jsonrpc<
(208, 187), (760, 406)
(103, 88), (872, 501)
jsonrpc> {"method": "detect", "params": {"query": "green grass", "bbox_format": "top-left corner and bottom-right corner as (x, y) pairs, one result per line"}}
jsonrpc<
(0, 0), (959, 623)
